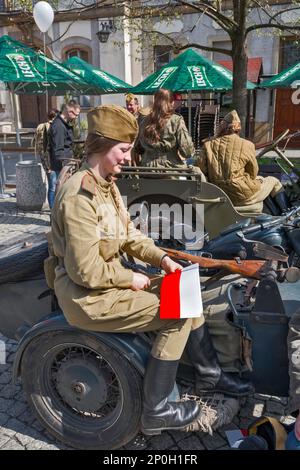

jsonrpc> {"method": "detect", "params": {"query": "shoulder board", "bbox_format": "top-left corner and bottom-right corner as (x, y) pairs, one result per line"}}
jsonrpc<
(81, 174), (96, 195)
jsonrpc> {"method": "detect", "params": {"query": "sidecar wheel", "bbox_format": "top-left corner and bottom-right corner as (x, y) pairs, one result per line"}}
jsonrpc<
(0, 238), (48, 284)
(21, 331), (143, 450)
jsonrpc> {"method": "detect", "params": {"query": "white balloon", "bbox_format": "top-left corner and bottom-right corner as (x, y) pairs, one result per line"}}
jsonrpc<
(33, 1), (54, 33)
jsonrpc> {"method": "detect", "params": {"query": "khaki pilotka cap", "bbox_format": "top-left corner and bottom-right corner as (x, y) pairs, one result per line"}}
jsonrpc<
(125, 93), (138, 103)
(87, 105), (138, 143)
(223, 110), (241, 125)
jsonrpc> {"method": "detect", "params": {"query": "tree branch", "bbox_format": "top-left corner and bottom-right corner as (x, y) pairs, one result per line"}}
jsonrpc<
(251, 0), (300, 24)
(246, 23), (300, 35)
(176, 42), (232, 56)
(174, 0), (238, 32)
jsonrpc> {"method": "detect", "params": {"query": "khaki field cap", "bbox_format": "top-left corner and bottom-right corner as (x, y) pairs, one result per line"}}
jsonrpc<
(87, 105), (138, 143)
(223, 110), (241, 125)
(125, 93), (137, 103)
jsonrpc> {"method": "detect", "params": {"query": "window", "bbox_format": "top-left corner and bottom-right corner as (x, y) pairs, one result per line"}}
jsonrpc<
(57, 0), (96, 9)
(280, 38), (300, 72)
(66, 48), (89, 63)
(64, 48), (91, 108)
(212, 40), (231, 61)
(154, 46), (172, 71)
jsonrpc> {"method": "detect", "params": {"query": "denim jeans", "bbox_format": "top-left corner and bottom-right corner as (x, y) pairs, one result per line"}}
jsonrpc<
(47, 171), (60, 209)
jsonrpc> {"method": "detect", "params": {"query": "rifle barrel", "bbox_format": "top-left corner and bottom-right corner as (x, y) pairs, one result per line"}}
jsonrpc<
(163, 248), (266, 280)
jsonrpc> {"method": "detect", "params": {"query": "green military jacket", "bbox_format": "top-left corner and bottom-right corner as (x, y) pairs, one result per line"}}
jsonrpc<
(51, 163), (165, 325)
(135, 113), (195, 168)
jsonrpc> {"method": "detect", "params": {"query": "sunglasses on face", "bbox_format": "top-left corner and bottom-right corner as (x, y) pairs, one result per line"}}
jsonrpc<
(68, 109), (80, 117)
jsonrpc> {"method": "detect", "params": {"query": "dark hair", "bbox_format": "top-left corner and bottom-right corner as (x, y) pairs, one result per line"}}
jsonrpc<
(144, 89), (175, 143)
(47, 109), (57, 120)
(68, 99), (80, 108)
(62, 100), (80, 112)
(85, 133), (117, 159)
(85, 133), (128, 229)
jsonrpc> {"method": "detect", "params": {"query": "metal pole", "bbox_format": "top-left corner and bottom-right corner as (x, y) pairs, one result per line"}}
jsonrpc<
(43, 33), (49, 114)
(10, 87), (21, 143)
(0, 171), (4, 196)
(0, 149), (6, 196)
(188, 91), (192, 135)
(10, 87), (23, 161)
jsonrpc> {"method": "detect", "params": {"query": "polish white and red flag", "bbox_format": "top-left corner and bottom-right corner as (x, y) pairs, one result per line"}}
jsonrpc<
(160, 264), (203, 319)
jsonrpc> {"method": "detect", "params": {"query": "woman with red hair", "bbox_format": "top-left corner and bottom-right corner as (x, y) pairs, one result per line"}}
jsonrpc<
(135, 89), (194, 168)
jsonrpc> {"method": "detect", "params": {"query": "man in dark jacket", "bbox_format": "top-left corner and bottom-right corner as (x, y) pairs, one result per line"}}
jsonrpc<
(47, 100), (80, 208)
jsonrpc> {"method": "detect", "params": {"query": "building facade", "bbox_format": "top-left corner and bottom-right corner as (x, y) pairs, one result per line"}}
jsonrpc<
(0, 1), (299, 144)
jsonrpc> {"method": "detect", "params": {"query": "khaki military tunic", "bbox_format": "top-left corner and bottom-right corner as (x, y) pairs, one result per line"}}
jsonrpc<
(196, 134), (282, 206)
(135, 114), (194, 168)
(51, 163), (203, 360)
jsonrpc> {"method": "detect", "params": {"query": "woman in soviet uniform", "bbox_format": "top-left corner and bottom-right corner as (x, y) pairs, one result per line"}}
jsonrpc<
(196, 110), (289, 213)
(51, 104), (252, 436)
(135, 88), (194, 168)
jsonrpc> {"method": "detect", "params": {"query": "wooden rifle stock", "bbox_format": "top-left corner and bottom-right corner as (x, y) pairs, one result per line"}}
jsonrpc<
(162, 248), (267, 280)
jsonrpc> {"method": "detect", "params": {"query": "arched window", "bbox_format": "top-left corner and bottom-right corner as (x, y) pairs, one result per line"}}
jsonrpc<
(65, 48), (89, 63)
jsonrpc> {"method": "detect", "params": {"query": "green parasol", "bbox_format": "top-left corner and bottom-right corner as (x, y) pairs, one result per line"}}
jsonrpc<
(64, 56), (133, 94)
(260, 62), (300, 88)
(131, 49), (256, 94)
(0, 35), (91, 95)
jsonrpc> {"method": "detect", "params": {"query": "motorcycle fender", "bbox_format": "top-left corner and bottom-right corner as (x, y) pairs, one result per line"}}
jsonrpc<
(12, 312), (151, 383)
(287, 228), (300, 257)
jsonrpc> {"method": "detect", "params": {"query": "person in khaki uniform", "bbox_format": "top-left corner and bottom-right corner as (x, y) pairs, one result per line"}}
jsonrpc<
(51, 104), (252, 436)
(125, 93), (150, 166)
(196, 110), (289, 213)
(134, 88), (194, 168)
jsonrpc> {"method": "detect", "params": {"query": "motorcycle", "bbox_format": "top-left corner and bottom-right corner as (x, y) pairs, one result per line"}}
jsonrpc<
(201, 206), (300, 266)
(150, 130), (300, 266)
(0, 253), (299, 450)
(0, 132), (299, 450)
(200, 131), (300, 264)
(256, 129), (300, 212)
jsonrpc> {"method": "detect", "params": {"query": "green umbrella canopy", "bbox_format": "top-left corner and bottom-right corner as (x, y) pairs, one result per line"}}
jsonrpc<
(131, 49), (255, 94)
(261, 62), (300, 88)
(64, 56), (133, 94)
(0, 35), (91, 95)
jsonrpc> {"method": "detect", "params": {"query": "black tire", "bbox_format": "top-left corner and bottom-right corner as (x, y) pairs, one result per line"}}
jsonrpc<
(21, 331), (143, 450)
(289, 251), (300, 268)
(0, 239), (48, 284)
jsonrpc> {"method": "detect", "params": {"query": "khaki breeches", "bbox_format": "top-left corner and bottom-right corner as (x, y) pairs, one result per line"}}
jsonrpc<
(55, 273), (204, 361)
(244, 176), (283, 206)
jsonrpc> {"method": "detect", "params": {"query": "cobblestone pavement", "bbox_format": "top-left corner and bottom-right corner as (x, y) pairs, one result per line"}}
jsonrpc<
(0, 194), (295, 450)
(0, 194), (50, 250)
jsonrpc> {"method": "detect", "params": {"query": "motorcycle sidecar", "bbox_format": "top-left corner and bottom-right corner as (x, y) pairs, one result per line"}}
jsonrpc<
(0, 273), (299, 450)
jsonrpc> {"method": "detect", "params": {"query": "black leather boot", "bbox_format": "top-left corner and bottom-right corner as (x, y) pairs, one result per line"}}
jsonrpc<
(263, 196), (281, 216)
(141, 356), (200, 435)
(185, 324), (254, 397)
(273, 190), (290, 214)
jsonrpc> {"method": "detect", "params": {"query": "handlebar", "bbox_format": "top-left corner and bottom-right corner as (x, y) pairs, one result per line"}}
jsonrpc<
(256, 129), (300, 154)
(286, 130), (300, 140)
(256, 129), (300, 178)
(241, 206), (300, 236)
(256, 129), (290, 158)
